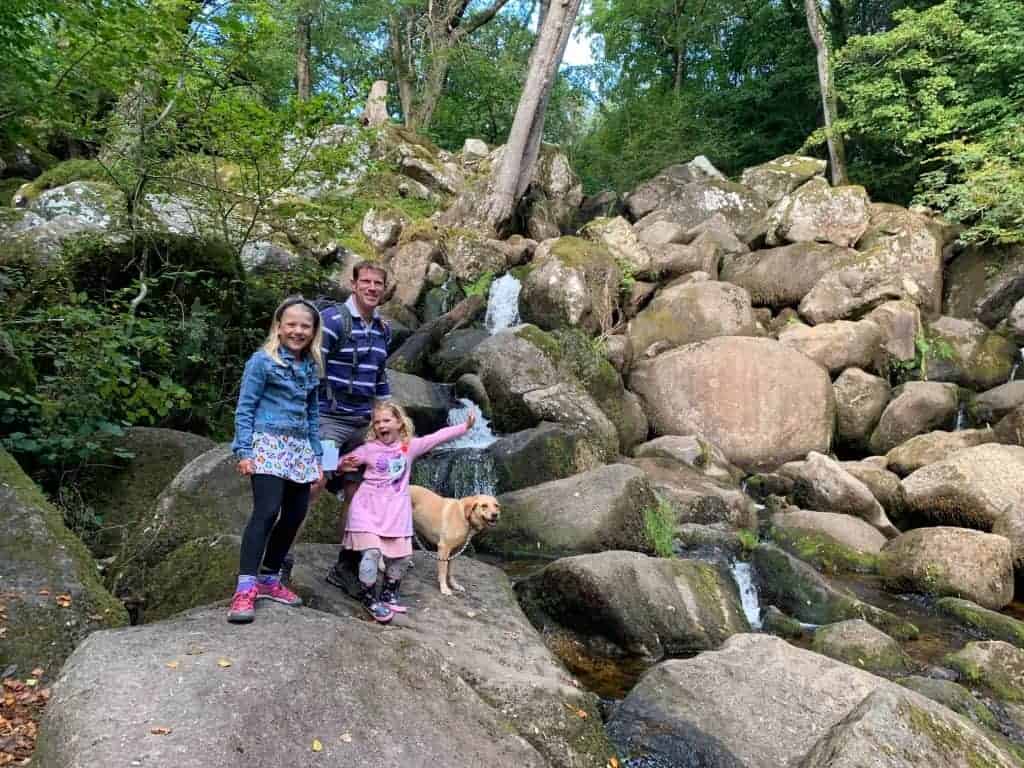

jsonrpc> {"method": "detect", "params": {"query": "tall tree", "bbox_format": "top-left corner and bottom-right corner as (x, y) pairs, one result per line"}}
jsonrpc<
(296, 1), (316, 100)
(805, 0), (847, 184)
(480, 0), (583, 230)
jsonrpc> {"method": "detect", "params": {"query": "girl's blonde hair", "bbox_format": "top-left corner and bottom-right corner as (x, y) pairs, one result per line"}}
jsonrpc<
(367, 400), (415, 443)
(261, 296), (324, 375)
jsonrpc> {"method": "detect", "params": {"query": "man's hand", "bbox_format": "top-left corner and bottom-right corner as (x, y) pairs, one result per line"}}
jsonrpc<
(237, 458), (255, 476)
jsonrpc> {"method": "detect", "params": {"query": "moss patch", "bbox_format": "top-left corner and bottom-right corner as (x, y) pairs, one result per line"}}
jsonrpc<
(936, 598), (1024, 648)
(642, 494), (678, 558)
(769, 525), (880, 575)
(144, 535), (238, 622)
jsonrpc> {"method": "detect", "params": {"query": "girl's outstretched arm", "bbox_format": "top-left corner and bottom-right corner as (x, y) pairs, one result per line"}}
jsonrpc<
(339, 445), (369, 473)
(408, 411), (475, 459)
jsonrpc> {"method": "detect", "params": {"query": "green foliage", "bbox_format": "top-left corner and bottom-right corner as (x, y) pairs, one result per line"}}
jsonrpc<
(643, 494), (677, 558)
(736, 529), (759, 554)
(835, 0), (1024, 242)
(461, 271), (495, 298)
(31, 159), (113, 192)
(887, 329), (955, 382)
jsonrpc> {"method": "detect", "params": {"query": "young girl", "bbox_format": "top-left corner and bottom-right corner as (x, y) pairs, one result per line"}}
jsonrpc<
(338, 401), (475, 622)
(228, 296), (324, 624)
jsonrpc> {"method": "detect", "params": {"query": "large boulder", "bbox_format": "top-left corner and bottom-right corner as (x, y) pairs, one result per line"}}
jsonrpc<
(833, 368), (890, 447)
(487, 423), (601, 492)
(627, 457), (755, 530)
(388, 239), (440, 308)
(628, 176), (768, 244)
(799, 204), (945, 324)
(30, 180), (121, 231)
(740, 154), (827, 205)
(972, 381), (1024, 425)
(490, 464), (657, 556)
(866, 300), (922, 363)
(944, 243), (1024, 327)
(34, 605), (557, 768)
(445, 232), (509, 282)
(946, 641), (1024, 704)
(91, 427), (217, 558)
(885, 428), (996, 476)
(880, 527), (1015, 609)
(630, 337), (835, 471)
(777, 318), (882, 375)
(841, 460), (907, 524)
(581, 215), (652, 277)
(624, 158), (728, 219)
(902, 444), (1024, 564)
(627, 280), (757, 355)
(0, 449), (128, 674)
(632, 435), (743, 485)
(926, 315), (1016, 391)
(771, 509), (888, 557)
(519, 237), (621, 334)
(766, 178), (870, 248)
(868, 381), (959, 455)
(797, 685), (1018, 768)
(292, 547), (613, 767)
(782, 452), (900, 538)
(719, 242), (857, 309)
(388, 369), (454, 434)
(516, 551), (748, 659)
(606, 634), (943, 767)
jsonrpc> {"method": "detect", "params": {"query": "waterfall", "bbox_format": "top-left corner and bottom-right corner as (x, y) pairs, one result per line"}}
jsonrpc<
(485, 273), (521, 334)
(729, 561), (763, 630)
(954, 401), (968, 431)
(412, 399), (500, 496)
(1011, 349), (1021, 382)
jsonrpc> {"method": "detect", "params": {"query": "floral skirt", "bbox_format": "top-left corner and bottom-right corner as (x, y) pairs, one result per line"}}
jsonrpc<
(251, 432), (319, 484)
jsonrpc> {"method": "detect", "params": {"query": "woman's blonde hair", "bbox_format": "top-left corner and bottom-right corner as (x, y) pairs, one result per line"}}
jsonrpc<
(261, 296), (324, 375)
(366, 400), (415, 443)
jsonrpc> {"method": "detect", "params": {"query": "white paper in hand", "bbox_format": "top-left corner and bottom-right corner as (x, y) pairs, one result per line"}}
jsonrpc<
(321, 439), (339, 471)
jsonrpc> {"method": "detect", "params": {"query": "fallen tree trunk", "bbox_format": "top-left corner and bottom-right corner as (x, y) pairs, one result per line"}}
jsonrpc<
(387, 294), (487, 375)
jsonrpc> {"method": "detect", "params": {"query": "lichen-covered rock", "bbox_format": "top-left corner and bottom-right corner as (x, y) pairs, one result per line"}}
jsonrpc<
(834, 368), (890, 447)
(766, 178), (870, 248)
(628, 176), (768, 243)
(30, 181), (121, 230)
(947, 641), (1024, 704)
(799, 204), (945, 323)
(519, 237), (621, 334)
(0, 448), (128, 673)
(897, 675), (1000, 731)
(777, 318), (882, 375)
(487, 423), (597, 493)
(719, 242), (856, 309)
(902, 444), (1024, 565)
(782, 452), (900, 538)
(490, 464), (657, 556)
(753, 544), (917, 638)
(445, 231), (509, 282)
(841, 460), (907, 524)
(630, 337), (835, 471)
(361, 207), (406, 251)
(740, 154), (827, 205)
(937, 597), (1024, 648)
(516, 551), (748, 660)
(627, 457), (755, 530)
(0, 207), (44, 236)
(627, 280), (757, 356)
(944, 243), (1024, 327)
(869, 381), (959, 455)
(388, 239), (440, 308)
(581, 215), (652, 277)
(926, 315), (1017, 391)
(797, 685), (1018, 768)
(624, 158), (727, 219)
(1007, 296), (1024, 343)
(633, 435), (742, 485)
(880, 527), (1014, 609)
(866, 300), (922, 363)
(885, 428), (996, 476)
(771, 509), (887, 563)
(606, 634), (903, 768)
(92, 427), (216, 558)
(522, 382), (619, 463)
(240, 239), (302, 272)
(812, 619), (910, 673)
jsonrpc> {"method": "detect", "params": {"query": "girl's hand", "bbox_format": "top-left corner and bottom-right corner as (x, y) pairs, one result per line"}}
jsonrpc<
(237, 458), (255, 476)
(339, 454), (361, 472)
(465, 410), (476, 430)
(317, 465), (324, 484)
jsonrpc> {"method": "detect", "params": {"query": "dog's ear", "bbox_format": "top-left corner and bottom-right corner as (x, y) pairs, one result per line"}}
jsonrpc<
(460, 496), (478, 522)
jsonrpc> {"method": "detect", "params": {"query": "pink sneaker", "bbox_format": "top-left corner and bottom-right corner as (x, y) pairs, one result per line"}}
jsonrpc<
(256, 580), (303, 606)
(227, 587), (258, 623)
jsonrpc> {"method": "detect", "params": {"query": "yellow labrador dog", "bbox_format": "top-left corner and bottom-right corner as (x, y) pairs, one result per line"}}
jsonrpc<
(409, 485), (501, 596)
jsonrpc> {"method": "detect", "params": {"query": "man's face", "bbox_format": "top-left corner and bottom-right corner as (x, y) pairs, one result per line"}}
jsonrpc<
(351, 268), (386, 313)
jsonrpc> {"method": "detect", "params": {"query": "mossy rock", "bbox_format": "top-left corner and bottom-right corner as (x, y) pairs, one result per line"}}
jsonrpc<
(752, 543), (918, 640)
(0, 447), (128, 672)
(811, 619), (910, 674)
(937, 597), (1024, 648)
(488, 423), (589, 493)
(897, 675), (999, 731)
(762, 605), (805, 638)
(769, 525), (880, 575)
(0, 176), (28, 206)
(297, 492), (343, 544)
(143, 535), (239, 623)
(946, 641), (1024, 704)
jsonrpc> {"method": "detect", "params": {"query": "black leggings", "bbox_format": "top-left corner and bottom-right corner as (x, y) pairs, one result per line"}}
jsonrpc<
(239, 474), (311, 576)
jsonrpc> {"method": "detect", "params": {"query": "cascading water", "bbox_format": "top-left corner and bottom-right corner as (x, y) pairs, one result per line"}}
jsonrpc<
(1010, 349), (1022, 382)
(729, 561), (763, 630)
(412, 399), (500, 497)
(954, 400), (968, 431)
(485, 273), (521, 334)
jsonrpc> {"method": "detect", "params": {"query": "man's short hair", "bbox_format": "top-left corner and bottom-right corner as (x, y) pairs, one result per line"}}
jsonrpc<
(352, 260), (388, 284)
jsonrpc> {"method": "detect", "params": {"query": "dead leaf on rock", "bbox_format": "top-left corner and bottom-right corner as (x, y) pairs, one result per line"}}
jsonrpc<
(165, 661), (179, 669)
(608, 758), (620, 768)
(150, 727), (173, 736)
(217, 659), (232, 668)
(54, 594), (72, 608)
(311, 738), (323, 752)
(339, 733), (352, 743)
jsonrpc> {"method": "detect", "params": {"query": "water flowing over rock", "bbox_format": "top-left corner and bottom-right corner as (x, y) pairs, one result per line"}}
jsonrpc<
(880, 527), (1015, 609)
(630, 337), (834, 471)
(484, 272), (521, 333)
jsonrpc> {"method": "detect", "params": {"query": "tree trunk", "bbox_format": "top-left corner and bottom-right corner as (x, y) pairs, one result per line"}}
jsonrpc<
(388, 13), (415, 127)
(480, 0), (582, 232)
(296, 4), (313, 101)
(363, 80), (390, 127)
(386, 295), (486, 374)
(805, 0), (847, 185)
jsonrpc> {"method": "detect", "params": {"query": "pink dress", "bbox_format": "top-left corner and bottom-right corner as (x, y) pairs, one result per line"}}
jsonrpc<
(341, 423), (469, 557)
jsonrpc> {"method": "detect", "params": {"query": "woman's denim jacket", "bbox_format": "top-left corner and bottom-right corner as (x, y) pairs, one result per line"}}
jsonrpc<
(231, 347), (322, 463)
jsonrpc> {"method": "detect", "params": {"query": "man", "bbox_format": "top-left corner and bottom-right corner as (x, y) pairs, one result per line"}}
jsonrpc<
(309, 261), (392, 588)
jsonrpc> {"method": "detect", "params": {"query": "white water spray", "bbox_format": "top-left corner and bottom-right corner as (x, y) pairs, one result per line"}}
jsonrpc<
(485, 273), (521, 334)
(730, 561), (763, 630)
